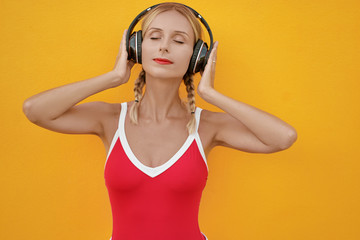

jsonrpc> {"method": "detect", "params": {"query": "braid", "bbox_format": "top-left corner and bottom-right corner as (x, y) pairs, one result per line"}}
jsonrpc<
(129, 69), (146, 125)
(183, 72), (196, 135)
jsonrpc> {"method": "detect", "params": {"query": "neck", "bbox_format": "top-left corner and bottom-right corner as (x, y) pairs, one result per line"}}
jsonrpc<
(139, 73), (187, 122)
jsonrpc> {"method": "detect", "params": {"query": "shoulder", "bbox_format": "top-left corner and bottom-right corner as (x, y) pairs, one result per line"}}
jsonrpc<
(198, 107), (235, 135)
(88, 101), (121, 118)
(196, 107), (225, 150)
(198, 107), (229, 126)
(197, 107), (246, 149)
(81, 101), (125, 132)
(199, 107), (251, 136)
(100, 101), (128, 124)
(95, 101), (123, 145)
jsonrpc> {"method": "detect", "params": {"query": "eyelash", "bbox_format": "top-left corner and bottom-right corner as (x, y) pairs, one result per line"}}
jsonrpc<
(150, 37), (184, 44)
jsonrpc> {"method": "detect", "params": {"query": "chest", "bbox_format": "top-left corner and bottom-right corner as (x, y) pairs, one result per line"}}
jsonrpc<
(102, 104), (214, 169)
(104, 113), (209, 182)
(124, 117), (191, 168)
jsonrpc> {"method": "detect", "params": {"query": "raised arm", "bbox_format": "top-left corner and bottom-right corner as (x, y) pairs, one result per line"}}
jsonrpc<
(22, 29), (135, 137)
(198, 41), (297, 153)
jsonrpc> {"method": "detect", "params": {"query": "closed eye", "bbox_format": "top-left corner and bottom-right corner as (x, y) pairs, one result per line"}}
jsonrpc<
(149, 37), (183, 44)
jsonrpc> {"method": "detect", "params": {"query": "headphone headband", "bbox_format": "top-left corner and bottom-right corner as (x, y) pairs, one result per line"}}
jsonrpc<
(126, 3), (214, 63)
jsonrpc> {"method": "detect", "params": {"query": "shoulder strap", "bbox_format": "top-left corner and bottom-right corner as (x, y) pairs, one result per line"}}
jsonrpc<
(193, 106), (208, 168)
(118, 102), (127, 129)
(194, 106), (203, 133)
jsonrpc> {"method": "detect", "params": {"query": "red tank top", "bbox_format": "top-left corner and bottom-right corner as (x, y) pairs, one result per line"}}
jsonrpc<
(104, 102), (209, 240)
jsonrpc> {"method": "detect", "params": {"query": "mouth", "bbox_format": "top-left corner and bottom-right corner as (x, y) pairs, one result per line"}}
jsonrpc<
(153, 58), (173, 65)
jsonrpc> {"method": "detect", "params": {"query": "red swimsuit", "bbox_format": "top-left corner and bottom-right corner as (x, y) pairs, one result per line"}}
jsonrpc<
(104, 102), (209, 240)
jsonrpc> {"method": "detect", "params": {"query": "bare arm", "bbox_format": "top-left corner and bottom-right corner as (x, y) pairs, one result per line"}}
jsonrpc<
(23, 71), (120, 135)
(202, 92), (297, 152)
(23, 71), (120, 122)
(198, 41), (297, 153)
(22, 29), (134, 137)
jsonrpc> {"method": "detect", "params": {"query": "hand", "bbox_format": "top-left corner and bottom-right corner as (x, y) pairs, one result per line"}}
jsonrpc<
(197, 41), (219, 99)
(112, 29), (135, 86)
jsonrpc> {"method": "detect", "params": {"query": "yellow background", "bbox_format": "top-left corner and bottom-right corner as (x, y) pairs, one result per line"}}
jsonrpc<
(1, 0), (359, 239)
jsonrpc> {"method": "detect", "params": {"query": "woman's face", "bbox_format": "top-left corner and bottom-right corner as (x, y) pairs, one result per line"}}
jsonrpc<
(141, 10), (195, 79)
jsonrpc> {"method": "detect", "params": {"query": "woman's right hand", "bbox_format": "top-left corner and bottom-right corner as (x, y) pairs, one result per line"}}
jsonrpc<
(112, 29), (136, 86)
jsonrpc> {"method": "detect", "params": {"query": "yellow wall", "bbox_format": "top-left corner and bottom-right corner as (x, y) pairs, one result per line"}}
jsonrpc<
(1, 0), (359, 239)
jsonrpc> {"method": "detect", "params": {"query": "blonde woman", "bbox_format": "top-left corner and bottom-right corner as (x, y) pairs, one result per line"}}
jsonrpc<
(23, 2), (297, 240)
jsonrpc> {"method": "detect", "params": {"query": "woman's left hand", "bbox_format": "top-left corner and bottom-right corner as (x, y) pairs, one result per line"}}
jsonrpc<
(197, 41), (219, 99)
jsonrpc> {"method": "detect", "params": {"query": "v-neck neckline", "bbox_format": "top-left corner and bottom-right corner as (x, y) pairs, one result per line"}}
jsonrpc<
(119, 102), (197, 178)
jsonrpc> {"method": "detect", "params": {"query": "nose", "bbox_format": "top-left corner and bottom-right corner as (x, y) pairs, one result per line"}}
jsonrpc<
(159, 37), (170, 53)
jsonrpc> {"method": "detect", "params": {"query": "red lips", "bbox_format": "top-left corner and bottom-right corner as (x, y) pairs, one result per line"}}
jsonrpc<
(153, 58), (173, 64)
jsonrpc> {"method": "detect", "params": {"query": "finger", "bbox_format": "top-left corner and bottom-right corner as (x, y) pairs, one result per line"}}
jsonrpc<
(206, 41), (217, 66)
(212, 41), (218, 61)
(119, 29), (127, 55)
(122, 29), (128, 52)
(210, 41), (219, 69)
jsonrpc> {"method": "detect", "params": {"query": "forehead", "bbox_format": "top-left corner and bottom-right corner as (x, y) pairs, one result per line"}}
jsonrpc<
(147, 10), (194, 37)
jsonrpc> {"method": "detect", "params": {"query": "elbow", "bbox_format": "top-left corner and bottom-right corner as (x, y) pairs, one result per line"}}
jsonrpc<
(22, 99), (31, 118)
(23, 100), (38, 123)
(280, 129), (298, 150)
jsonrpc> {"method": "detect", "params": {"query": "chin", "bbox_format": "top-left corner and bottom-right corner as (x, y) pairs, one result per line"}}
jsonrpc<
(143, 65), (186, 80)
(148, 72), (182, 80)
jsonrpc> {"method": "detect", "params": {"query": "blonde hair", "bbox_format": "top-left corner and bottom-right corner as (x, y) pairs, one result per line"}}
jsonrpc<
(129, 2), (204, 135)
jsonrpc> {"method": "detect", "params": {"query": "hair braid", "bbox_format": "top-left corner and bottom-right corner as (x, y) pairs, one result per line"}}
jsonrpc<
(183, 72), (197, 135)
(129, 69), (146, 125)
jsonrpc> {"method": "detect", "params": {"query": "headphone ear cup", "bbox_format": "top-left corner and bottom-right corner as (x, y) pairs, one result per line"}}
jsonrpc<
(128, 31), (136, 62)
(136, 30), (143, 64)
(128, 30), (143, 63)
(188, 40), (209, 73)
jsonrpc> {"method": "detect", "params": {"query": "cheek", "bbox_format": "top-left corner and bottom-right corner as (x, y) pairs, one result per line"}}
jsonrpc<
(141, 42), (149, 60)
(141, 42), (153, 66)
(180, 49), (194, 68)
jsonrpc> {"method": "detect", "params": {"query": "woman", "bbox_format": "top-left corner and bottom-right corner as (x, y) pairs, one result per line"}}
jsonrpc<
(23, 2), (297, 240)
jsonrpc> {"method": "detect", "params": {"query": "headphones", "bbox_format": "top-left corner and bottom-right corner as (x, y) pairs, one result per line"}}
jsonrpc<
(126, 3), (214, 74)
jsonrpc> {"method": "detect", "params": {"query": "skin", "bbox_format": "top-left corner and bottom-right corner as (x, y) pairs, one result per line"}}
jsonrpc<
(23, 9), (297, 169)
(142, 10), (195, 81)
(104, 10), (297, 167)
(108, 10), (215, 167)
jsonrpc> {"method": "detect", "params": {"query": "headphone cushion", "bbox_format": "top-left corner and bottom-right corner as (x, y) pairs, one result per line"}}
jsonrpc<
(128, 32), (136, 62)
(188, 40), (208, 73)
(136, 30), (143, 64)
(128, 31), (143, 63)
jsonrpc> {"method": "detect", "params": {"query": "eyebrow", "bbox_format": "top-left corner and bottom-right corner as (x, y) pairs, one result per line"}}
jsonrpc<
(147, 27), (190, 38)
